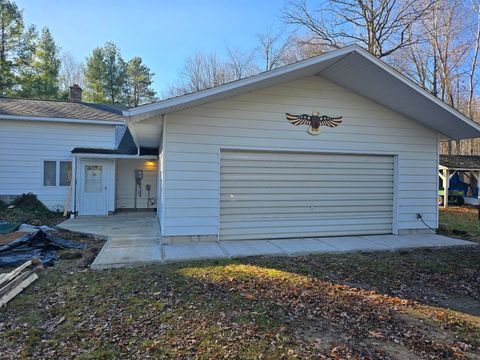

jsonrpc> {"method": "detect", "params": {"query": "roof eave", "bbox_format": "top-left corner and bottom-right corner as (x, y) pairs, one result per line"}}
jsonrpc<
(0, 114), (125, 125)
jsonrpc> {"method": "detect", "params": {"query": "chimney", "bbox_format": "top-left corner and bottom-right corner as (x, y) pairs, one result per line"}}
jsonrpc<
(69, 84), (83, 102)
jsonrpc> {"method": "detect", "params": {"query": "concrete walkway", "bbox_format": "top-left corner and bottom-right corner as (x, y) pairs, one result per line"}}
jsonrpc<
(88, 233), (476, 270)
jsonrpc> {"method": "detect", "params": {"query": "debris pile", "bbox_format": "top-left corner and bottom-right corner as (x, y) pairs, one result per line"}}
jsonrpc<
(0, 260), (38, 307)
(0, 230), (85, 267)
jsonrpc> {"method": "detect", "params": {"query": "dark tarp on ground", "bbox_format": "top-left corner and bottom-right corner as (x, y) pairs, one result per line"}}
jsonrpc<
(0, 222), (19, 234)
(0, 230), (85, 267)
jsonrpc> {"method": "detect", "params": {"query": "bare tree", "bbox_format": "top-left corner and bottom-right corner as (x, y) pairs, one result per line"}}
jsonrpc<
(168, 52), (235, 96)
(59, 51), (84, 92)
(226, 47), (258, 79)
(468, 1), (480, 119)
(283, 0), (433, 58)
(256, 29), (294, 71)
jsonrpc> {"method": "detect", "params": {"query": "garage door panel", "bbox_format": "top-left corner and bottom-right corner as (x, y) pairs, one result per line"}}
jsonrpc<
(221, 199), (393, 209)
(220, 150), (394, 240)
(221, 212), (392, 224)
(221, 186), (393, 195)
(221, 174), (393, 182)
(221, 215), (393, 229)
(220, 193), (391, 202)
(220, 224), (393, 240)
(221, 206), (393, 216)
(221, 160), (393, 170)
(222, 161), (392, 175)
(221, 151), (393, 163)
(221, 180), (393, 189)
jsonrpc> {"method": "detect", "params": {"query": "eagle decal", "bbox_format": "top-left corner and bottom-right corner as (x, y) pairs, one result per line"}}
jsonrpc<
(286, 112), (343, 135)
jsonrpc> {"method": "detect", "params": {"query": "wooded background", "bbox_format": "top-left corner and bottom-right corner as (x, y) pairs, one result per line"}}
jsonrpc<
(1, 0), (479, 154)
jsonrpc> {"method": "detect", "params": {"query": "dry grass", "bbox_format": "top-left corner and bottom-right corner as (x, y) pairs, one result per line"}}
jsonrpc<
(439, 206), (480, 242)
(0, 233), (479, 359)
(0, 208), (479, 359)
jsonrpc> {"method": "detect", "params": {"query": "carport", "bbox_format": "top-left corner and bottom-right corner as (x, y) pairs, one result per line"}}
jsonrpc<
(439, 155), (480, 207)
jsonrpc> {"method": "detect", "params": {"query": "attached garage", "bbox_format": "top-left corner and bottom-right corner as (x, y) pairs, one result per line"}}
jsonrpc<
(220, 150), (394, 240)
(124, 45), (480, 243)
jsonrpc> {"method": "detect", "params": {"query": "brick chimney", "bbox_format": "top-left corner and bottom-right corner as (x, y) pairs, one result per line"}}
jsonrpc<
(69, 84), (83, 102)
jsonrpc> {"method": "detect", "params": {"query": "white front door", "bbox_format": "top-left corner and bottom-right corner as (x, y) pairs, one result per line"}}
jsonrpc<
(79, 160), (108, 215)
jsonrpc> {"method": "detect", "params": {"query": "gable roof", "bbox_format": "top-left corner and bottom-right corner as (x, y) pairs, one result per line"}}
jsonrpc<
(0, 97), (125, 125)
(125, 45), (480, 140)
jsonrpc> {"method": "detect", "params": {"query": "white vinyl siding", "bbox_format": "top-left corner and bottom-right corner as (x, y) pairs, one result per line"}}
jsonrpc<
(0, 120), (116, 210)
(220, 150), (394, 240)
(162, 76), (439, 237)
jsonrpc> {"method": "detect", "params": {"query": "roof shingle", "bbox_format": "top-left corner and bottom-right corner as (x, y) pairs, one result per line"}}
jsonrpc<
(0, 97), (125, 122)
(440, 155), (480, 170)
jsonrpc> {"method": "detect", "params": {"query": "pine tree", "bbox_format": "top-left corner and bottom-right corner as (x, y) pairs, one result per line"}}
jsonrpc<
(84, 47), (106, 103)
(0, 0), (23, 95)
(125, 56), (156, 107)
(20, 27), (60, 99)
(84, 42), (126, 104)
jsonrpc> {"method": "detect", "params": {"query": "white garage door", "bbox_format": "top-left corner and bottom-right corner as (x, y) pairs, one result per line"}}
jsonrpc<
(220, 150), (394, 241)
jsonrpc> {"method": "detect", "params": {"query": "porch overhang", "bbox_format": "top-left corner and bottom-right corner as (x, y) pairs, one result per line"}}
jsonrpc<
(71, 147), (158, 159)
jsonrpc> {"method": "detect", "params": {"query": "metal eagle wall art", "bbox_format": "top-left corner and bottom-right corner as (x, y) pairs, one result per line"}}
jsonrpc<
(286, 112), (343, 135)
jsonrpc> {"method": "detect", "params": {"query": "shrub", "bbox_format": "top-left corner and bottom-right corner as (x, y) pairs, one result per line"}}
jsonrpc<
(0, 199), (6, 211)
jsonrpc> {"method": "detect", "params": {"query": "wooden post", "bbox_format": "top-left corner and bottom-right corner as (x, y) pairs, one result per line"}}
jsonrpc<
(63, 168), (72, 217)
(477, 171), (480, 220)
(444, 169), (449, 208)
(470, 171), (480, 221)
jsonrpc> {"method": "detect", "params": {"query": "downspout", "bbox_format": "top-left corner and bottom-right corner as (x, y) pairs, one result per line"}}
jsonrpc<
(72, 156), (77, 217)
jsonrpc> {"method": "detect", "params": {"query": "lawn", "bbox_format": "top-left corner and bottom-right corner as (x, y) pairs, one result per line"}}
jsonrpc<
(0, 210), (479, 359)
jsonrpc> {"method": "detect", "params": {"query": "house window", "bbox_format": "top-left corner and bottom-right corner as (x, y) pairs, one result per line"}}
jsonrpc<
(60, 161), (72, 186)
(43, 160), (72, 187)
(43, 161), (57, 186)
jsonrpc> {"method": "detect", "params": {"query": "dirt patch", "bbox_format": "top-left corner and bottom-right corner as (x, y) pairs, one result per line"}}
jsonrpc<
(0, 194), (66, 228)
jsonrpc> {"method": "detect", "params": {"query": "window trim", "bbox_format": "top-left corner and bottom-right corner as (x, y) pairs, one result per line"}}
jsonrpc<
(42, 159), (72, 188)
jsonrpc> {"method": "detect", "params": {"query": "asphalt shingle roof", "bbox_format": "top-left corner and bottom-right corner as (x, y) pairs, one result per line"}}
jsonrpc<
(440, 155), (480, 170)
(0, 97), (126, 122)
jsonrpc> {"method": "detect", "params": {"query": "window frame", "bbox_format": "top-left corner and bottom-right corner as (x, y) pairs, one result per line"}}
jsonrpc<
(42, 159), (72, 188)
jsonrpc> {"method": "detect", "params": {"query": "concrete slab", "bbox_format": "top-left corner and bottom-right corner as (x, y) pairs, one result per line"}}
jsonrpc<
(270, 238), (338, 255)
(91, 243), (162, 270)
(359, 235), (409, 249)
(401, 234), (475, 247)
(355, 234), (476, 250)
(58, 212), (160, 239)
(69, 212), (477, 269)
(318, 236), (391, 252)
(219, 240), (286, 258)
(163, 242), (227, 262)
(105, 236), (160, 248)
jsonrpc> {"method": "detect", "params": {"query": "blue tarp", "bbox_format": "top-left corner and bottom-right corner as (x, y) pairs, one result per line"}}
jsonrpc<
(0, 230), (85, 267)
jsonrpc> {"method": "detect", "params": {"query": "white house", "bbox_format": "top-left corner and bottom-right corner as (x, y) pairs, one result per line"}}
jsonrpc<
(1, 45), (480, 243)
(0, 87), (158, 215)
